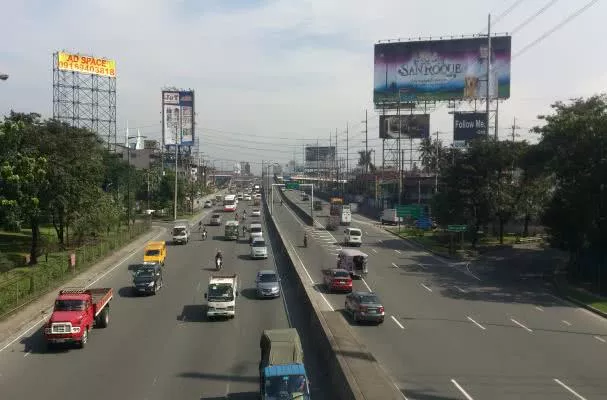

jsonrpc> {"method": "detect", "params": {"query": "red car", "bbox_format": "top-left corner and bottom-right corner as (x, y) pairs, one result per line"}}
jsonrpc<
(323, 268), (353, 293)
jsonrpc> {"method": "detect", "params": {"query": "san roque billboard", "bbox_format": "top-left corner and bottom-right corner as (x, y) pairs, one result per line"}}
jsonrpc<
(162, 90), (195, 146)
(56, 51), (116, 78)
(374, 36), (511, 103)
(379, 114), (430, 139)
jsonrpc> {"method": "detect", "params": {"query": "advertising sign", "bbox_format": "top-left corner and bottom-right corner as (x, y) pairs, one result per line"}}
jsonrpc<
(162, 90), (195, 146)
(374, 36), (511, 103)
(453, 112), (487, 146)
(379, 114), (430, 139)
(57, 51), (116, 78)
(305, 146), (336, 162)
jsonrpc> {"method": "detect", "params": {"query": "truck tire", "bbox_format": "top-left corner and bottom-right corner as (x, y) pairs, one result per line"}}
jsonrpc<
(79, 328), (88, 348)
(97, 307), (110, 328)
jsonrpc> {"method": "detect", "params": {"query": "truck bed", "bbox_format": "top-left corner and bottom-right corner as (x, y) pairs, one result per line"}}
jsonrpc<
(59, 287), (113, 317)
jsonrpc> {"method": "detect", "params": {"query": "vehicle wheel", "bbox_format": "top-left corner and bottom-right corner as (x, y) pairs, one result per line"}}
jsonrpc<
(79, 328), (88, 348)
(98, 308), (110, 328)
(152, 283), (157, 295)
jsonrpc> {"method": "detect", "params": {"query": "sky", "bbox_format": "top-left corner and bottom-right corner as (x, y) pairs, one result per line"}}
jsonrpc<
(0, 0), (605, 174)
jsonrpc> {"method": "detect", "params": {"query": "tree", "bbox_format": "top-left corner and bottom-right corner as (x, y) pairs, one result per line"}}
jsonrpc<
(243, 162), (251, 176)
(357, 150), (375, 173)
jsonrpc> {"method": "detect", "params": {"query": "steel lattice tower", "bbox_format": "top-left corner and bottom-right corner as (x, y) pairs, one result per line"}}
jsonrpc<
(52, 52), (117, 150)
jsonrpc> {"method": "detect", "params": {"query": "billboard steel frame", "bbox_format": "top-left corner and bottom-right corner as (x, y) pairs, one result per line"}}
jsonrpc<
(52, 52), (117, 150)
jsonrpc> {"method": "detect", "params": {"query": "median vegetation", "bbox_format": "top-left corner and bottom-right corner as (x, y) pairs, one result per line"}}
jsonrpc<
(0, 111), (208, 318)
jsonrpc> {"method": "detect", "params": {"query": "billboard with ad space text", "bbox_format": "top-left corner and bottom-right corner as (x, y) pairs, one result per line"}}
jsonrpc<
(57, 51), (116, 78)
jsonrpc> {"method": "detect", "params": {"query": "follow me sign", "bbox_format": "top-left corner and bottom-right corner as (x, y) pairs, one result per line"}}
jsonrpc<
(454, 112), (487, 141)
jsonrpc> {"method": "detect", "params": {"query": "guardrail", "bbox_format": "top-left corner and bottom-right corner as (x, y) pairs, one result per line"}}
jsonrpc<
(264, 189), (404, 399)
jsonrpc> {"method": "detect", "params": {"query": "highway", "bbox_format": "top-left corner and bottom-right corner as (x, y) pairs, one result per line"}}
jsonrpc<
(274, 188), (607, 400)
(0, 198), (330, 400)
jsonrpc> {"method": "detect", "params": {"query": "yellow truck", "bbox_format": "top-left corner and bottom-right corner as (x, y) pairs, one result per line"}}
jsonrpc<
(143, 241), (167, 265)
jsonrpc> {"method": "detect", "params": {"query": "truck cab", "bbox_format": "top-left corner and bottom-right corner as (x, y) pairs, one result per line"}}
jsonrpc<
(143, 241), (166, 265)
(172, 220), (191, 244)
(204, 274), (238, 319)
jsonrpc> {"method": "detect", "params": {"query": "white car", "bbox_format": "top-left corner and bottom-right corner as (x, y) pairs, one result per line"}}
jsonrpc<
(344, 227), (362, 247)
(249, 223), (263, 242)
(251, 209), (261, 217)
(244, 194), (252, 201)
(250, 237), (268, 259)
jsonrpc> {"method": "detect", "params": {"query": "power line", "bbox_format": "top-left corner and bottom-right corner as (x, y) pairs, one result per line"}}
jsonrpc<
(513, 0), (600, 58)
(480, 0), (526, 32)
(511, 0), (560, 34)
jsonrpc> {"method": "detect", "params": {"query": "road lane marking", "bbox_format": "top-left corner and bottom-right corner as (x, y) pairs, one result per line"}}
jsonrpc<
(451, 379), (474, 400)
(535, 306), (544, 312)
(0, 228), (165, 354)
(319, 294), (334, 311)
(465, 262), (482, 281)
(553, 378), (587, 400)
(467, 316), (486, 330)
(392, 263), (399, 268)
(391, 315), (405, 329)
(23, 351), (30, 357)
(510, 318), (533, 332)
(361, 279), (373, 292)
(394, 249), (401, 254)
(378, 239), (383, 243)
(562, 320), (572, 326)
(421, 283), (432, 292)
(417, 263), (426, 269)
(594, 335), (606, 343)
(286, 239), (315, 284)
(454, 286), (467, 293)
(394, 382), (409, 399)
(371, 249), (378, 253)
(263, 218), (293, 328)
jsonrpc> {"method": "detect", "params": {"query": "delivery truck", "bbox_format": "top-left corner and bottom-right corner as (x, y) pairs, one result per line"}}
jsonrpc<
(44, 287), (113, 349)
(204, 274), (239, 319)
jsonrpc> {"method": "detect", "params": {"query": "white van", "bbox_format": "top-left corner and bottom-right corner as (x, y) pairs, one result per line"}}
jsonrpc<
(380, 209), (401, 225)
(344, 227), (362, 247)
(249, 223), (263, 242)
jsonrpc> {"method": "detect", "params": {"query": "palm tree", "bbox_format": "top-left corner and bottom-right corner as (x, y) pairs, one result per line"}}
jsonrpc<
(357, 150), (375, 173)
(419, 138), (434, 172)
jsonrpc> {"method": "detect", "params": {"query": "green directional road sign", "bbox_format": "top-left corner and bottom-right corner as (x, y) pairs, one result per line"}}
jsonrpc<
(447, 225), (467, 232)
(285, 182), (300, 190)
(397, 204), (424, 218)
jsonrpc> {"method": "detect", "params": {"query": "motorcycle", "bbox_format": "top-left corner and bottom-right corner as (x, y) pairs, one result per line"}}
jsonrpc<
(202, 231), (207, 240)
(215, 257), (223, 271)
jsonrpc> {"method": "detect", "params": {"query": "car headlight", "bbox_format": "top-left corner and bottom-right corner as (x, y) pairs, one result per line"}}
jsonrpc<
(71, 327), (81, 333)
(271, 287), (279, 292)
(148, 281), (155, 287)
(227, 306), (234, 311)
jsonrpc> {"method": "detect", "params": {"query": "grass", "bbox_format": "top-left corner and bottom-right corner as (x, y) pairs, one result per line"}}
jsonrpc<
(386, 226), (521, 259)
(555, 276), (607, 314)
(0, 222), (151, 319)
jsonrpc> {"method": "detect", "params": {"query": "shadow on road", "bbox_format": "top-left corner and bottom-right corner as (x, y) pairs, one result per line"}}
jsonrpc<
(178, 305), (206, 322)
(117, 286), (140, 298)
(200, 393), (258, 400)
(179, 371), (258, 383)
(19, 326), (64, 354)
(239, 288), (258, 300)
(402, 389), (461, 400)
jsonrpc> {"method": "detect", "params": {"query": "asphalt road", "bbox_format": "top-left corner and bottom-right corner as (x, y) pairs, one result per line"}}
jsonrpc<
(0, 198), (330, 400)
(274, 188), (607, 400)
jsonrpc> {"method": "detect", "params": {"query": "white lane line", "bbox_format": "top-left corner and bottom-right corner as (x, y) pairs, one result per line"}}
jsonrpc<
(286, 239), (315, 284)
(535, 306), (544, 312)
(417, 263), (426, 269)
(23, 351), (30, 357)
(594, 335), (606, 343)
(553, 378), (587, 400)
(465, 262), (482, 281)
(394, 382), (409, 399)
(451, 379), (474, 400)
(319, 294), (335, 311)
(421, 283), (432, 292)
(391, 315), (405, 329)
(454, 286), (467, 293)
(378, 239), (383, 243)
(371, 249), (378, 253)
(361, 278), (373, 292)
(562, 320), (572, 326)
(0, 228), (164, 354)
(225, 382), (231, 396)
(394, 249), (401, 254)
(467, 316), (486, 330)
(510, 318), (533, 333)
(392, 262), (399, 268)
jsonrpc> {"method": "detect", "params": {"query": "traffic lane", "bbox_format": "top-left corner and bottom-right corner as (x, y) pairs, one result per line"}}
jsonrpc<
(0, 212), (289, 400)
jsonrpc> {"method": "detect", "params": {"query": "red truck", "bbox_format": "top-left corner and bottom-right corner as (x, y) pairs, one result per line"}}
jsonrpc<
(44, 287), (113, 349)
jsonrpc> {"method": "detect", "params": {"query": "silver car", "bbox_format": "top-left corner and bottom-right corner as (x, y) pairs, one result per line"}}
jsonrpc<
(250, 237), (268, 259)
(210, 214), (222, 226)
(255, 270), (281, 298)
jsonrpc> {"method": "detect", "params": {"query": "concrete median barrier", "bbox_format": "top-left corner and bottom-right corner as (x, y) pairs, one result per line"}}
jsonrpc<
(263, 191), (404, 400)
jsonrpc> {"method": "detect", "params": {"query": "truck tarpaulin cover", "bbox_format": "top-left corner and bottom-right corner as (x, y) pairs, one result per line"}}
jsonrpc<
(260, 329), (304, 365)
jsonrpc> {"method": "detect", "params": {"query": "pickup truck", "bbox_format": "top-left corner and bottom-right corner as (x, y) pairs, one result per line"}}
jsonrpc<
(44, 287), (112, 349)
(259, 329), (311, 399)
(204, 274), (239, 319)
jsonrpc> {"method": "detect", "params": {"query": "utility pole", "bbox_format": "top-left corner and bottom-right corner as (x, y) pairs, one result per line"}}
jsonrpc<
(486, 13), (492, 139)
(510, 117), (520, 142)
(346, 122), (349, 191)
(173, 110), (180, 221)
(363, 109), (368, 173)
(434, 130), (440, 194)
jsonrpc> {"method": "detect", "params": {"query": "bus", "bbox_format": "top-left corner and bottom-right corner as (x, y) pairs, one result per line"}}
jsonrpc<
(223, 194), (237, 212)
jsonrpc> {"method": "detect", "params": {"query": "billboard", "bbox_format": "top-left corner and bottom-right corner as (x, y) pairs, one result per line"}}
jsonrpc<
(374, 36), (511, 103)
(305, 146), (336, 162)
(56, 51), (116, 78)
(162, 90), (195, 146)
(453, 112), (487, 146)
(379, 114), (430, 139)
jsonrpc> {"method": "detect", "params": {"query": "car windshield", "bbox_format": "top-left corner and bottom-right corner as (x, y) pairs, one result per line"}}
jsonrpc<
(265, 375), (309, 398)
(135, 267), (155, 278)
(212, 214), (220, 219)
(208, 284), (234, 302)
(360, 295), (380, 304)
(145, 249), (160, 256)
(333, 270), (350, 278)
(251, 227), (262, 233)
(349, 230), (361, 236)
(55, 299), (86, 311)
(173, 227), (186, 235)
(259, 273), (277, 282)
(252, 240), (266, 247)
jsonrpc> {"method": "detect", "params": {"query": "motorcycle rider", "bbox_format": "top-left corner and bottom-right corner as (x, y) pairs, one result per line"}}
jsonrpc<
(303, 232), (308, 248)
(201, 226), (207, 240)
(215, 250), (223, 268)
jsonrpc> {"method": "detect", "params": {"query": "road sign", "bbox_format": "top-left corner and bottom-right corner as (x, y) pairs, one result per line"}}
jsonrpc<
(416, 216), (432, 230)
(285, 182), (300, 190)
(447, 225), (467, 232)
(397, 204), (424, 218)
